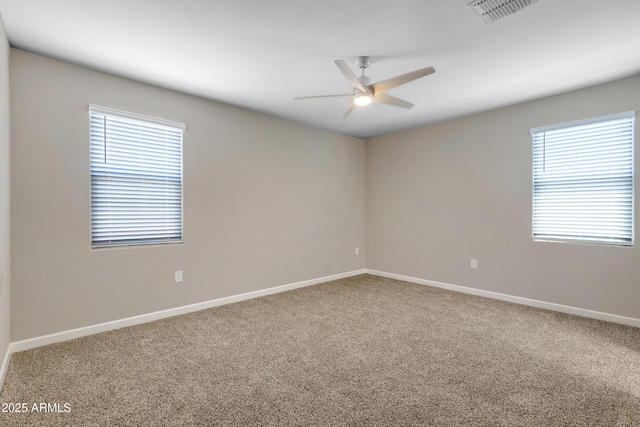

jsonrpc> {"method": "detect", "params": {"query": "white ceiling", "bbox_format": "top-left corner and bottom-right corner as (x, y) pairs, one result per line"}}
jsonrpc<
(1, 0), (639, 139)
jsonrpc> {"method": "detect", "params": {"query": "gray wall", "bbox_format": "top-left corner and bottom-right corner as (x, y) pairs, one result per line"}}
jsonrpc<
(367, 74), (640, 319)
(7, 46), (640, 343)
(0, 13), (10, 364)
(10, 49), (366, 341)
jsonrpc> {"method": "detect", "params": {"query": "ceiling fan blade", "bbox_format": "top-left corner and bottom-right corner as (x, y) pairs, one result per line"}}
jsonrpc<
(371, 66), (435, 95)
(372, 93), (414, 109)
(341, 102), (357, 119)
(294, 94), (352, 100)
(334, 60), (365, 92)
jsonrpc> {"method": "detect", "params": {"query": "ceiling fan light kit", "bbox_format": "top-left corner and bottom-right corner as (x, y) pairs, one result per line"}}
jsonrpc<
(353, 92), (373, 106)
(294, 56), (435, 119)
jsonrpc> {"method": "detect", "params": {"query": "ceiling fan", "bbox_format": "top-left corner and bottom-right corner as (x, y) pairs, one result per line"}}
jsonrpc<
(294, 56), (435, 119)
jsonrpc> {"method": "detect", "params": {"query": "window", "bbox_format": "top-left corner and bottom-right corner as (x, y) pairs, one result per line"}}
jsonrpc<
(531, 111), (634, 246)
(89, 105), (185, 248)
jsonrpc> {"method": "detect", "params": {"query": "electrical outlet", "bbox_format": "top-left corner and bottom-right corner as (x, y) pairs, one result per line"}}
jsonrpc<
(174, 270), (183, 283)
(470, 259), (478, 269)
(355, 247), (360, 256)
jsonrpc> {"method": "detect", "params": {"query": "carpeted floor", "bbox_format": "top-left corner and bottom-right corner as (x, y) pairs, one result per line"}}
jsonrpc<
(1, 274), (639, 426)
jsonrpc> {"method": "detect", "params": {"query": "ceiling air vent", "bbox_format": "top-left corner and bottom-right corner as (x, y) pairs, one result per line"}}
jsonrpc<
(468, 0), (542, 24)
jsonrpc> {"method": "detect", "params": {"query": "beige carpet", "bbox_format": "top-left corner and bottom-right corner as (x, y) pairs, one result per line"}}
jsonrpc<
(1, 274), (639, 426)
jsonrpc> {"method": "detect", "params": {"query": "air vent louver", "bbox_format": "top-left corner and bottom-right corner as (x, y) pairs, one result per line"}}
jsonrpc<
(468, 0), (541, 24)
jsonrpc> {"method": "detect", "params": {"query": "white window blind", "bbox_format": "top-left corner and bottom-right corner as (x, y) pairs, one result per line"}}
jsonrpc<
(90, 105), (185, 248)
(531, 111), (634, 245)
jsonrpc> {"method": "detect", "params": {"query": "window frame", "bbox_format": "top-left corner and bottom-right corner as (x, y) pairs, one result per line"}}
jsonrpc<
(89, 105), (185, 249)
(530, 111), (635, 247)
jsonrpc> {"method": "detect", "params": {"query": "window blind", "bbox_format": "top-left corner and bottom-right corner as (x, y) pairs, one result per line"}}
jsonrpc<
(89, 105), (184, 248)
(531, 111), (634, 245)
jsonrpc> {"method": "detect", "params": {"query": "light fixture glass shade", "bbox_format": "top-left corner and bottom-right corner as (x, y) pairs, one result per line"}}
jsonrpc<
(354, 92), (372, 106)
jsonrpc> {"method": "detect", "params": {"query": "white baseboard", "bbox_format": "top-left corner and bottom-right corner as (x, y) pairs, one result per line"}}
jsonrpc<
(366, 269), (640, 328)
(7, 269), (367, 356)
(0, 343), (10, 391)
